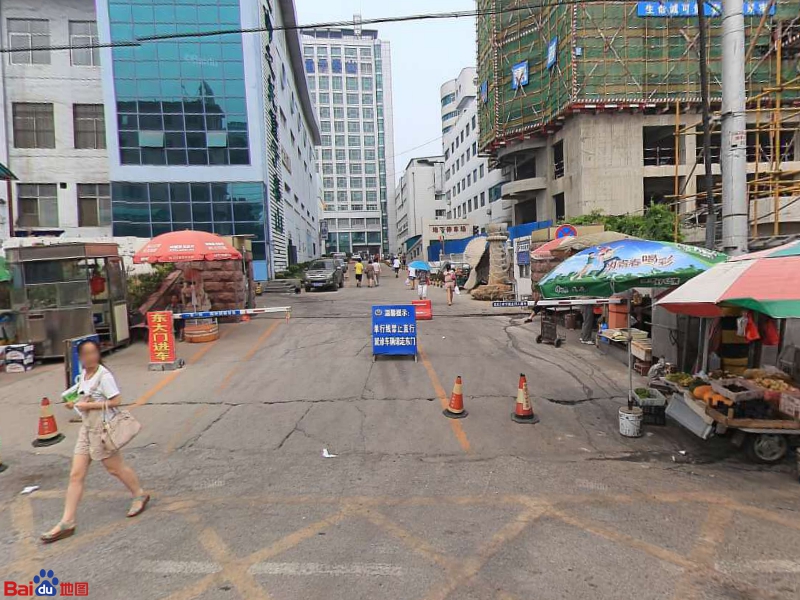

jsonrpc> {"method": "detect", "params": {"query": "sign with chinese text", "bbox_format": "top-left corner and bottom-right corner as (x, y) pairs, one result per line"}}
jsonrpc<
(636, 2), (775, 17)
(480, 81), (489, 103)
(546, 37), (558, 70)
(372, 305), (417, 357)
(147, 311), (176, 364)
(511, 61), (529, 90)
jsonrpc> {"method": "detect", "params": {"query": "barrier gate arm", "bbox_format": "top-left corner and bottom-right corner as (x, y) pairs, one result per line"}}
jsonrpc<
(172, 307), (292, 320)
(492, 298), (625, 309)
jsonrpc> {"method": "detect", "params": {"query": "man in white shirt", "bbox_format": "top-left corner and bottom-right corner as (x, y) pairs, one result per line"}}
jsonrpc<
(393, 257), (401, 278)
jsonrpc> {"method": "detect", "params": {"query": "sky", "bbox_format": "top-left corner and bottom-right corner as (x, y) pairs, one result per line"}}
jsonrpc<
(294, 0), (476, 185)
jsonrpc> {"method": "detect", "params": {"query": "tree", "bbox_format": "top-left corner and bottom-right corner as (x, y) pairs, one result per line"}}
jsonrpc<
(568, 205), (679, 242)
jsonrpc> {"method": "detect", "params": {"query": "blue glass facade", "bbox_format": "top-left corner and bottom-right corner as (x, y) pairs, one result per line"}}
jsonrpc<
(108, 0), (250, 167)
(111, 182), (267, 262)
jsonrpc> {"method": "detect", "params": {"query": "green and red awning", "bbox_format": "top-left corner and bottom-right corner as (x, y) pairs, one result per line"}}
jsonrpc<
(657, 240), (800, 318)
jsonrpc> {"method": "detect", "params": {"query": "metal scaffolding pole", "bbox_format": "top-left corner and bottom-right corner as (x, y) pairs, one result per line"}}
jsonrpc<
(721, 0), (749, 255)
(698, 4), (717, 250)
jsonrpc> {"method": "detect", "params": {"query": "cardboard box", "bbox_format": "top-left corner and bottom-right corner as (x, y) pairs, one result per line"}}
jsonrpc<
(5, 344), (34, 362)
(6, 362), (33, 373)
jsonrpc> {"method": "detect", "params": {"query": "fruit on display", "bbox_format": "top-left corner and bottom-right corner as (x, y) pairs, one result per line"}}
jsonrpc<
(693, 385), (712, 400)
(666, 372), (694, 387)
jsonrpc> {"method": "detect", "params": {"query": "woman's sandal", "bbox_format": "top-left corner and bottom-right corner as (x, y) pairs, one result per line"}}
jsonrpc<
(40, 522), (75, 544)
(127, 494), (150, 518)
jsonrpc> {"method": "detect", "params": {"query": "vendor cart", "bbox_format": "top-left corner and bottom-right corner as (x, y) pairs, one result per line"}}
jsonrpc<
(535, 309), (563, 348)
(705, 405), (800, 464)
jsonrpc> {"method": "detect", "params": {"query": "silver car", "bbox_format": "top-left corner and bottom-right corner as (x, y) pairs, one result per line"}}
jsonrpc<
(303, 259), (344, 291)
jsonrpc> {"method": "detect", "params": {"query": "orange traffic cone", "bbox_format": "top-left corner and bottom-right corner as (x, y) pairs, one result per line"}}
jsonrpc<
(511, 374), (539, 424)
(32, 398), (65, 448)
(443, 376), (468, 419)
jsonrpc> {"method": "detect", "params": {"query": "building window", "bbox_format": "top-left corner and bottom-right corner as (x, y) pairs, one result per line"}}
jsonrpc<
(336, 163), (346, 174)
(69, 21), (99, 66)
(7, 19), (50, 65)
(73, 104), (106, 149)
(553, 141), (565, 179)
(472, 142), (477, 155)
(480, 164), (485, 178)
(78, 184), (111, 227)
(12, 103), (55, 148)
(17, 183), (58, 227)
(441, 93), (456, 107)
(472, 115), (477, 130)
(554, 192), (566, 220)
(304, 58), (315, 73)
(480, 191), (486, 207)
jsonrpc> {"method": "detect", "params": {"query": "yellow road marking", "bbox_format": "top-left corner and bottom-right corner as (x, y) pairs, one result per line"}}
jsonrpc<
(130, 328), (228, 409)
(217, 320), (280, 392)
(418, 347), (470, 453)
(163, 405), (211, 457)
(672, 505), (733, 600)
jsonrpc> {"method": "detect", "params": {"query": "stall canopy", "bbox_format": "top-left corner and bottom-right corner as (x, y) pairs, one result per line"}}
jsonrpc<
(0, 257), (10, 282)
(134, 230), (242, 264)
(656, 240), (800, 319)
(538, 239), (727, 298)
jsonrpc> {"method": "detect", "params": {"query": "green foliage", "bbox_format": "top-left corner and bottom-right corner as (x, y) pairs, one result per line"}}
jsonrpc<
(568, 205), (679, 242)
(127, 264), (175, 310)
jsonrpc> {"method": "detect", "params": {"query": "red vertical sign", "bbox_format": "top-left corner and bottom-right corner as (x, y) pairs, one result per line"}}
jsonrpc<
(147, 311), (176, 364)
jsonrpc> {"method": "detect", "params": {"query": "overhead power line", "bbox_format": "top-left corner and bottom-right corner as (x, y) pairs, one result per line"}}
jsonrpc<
(0, 0), (659, 54)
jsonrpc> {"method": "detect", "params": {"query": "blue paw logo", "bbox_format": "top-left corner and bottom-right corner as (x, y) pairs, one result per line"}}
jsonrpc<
(33, 569), (59, 596)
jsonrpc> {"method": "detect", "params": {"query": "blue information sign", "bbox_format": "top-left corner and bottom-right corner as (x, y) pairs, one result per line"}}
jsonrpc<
(372, 305), (417, 357)
(511, 61), (529, 90)
(636, 1), (775, 17)
(546, 37), (558, 70)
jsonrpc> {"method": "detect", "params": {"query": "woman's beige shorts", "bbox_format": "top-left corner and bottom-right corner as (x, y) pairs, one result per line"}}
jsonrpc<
(74, 423), (117, 461)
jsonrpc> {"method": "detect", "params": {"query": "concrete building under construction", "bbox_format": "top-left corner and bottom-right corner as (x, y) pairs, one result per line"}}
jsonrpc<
(477, 1), (800, 241)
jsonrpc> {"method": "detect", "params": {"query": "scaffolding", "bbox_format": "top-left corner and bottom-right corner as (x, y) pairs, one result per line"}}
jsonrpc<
(477, 1), (800, 155)
(668, 14), (800, 242)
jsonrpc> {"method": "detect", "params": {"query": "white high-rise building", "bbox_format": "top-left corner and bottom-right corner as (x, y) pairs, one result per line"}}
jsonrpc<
(440, 68), (508, 231)
(0, 0), (109, 240)
(394, 156), (445, 252)
(301, 20), (396, 257)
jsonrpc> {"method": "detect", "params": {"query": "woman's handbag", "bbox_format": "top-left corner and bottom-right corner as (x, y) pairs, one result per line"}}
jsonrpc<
(101, 403), (142, 452)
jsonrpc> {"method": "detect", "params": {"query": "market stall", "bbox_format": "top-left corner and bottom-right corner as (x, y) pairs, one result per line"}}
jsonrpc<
(4, 243), (129, 358)
(655, 241), (800, 463)
(133, 230), (243, 343)
(537, 239), (726, 433)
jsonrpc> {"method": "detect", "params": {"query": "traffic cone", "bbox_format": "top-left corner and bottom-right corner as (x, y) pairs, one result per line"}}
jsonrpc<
(32, 398), (65, 448)
(443, 376), (468, 419)
(511, 374), (539, 424)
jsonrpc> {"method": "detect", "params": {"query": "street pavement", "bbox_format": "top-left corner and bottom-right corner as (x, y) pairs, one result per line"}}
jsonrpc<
(1, 271), (799, 600)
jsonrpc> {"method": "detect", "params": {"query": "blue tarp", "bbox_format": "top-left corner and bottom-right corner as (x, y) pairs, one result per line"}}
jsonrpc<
(508, 220), (552, 241)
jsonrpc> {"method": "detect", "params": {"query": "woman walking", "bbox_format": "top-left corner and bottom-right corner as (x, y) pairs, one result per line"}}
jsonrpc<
(417, 269), (430, 300)
(40, 340), (149, 544)
(444, 266), (456, 306)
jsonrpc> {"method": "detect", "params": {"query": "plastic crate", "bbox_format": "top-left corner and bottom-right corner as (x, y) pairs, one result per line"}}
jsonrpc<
(639, 403), (667, 426)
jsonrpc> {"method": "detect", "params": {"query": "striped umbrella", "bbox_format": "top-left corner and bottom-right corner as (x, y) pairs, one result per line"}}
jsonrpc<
(656, 240), (800, 318)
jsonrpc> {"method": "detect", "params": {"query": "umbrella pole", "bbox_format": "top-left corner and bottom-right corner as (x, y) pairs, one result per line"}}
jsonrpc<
(628, 302), (634, 409)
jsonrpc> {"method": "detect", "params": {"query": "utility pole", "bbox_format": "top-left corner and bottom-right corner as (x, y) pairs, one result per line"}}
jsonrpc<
(721, 0), (749, 255)
(698, 2), (717, 250)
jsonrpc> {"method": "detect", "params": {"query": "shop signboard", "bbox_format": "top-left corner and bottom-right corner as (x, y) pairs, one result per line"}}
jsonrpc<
(372, 305), (417, 357)
(147, 311), (176, 364)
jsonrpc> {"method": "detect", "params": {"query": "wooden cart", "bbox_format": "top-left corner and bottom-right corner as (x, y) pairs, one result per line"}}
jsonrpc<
(705, 405), (800, 464)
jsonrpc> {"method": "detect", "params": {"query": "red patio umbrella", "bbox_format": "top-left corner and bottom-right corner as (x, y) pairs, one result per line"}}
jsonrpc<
(133, 230), (242, 264)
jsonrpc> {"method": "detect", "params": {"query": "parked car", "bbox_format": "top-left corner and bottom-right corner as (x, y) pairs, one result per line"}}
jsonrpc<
(332, 252), (348, 272)
(303, 259), (344, 291)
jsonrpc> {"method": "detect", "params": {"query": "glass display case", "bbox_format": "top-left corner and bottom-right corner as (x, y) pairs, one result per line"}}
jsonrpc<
(6, 243), (130, 358)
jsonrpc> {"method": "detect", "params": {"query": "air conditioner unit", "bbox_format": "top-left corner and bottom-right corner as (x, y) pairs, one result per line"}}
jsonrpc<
(486, 208), (492, 216)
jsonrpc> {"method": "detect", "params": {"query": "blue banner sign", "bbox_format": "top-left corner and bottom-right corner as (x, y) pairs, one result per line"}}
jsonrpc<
(511, 61), (529, 90)
(546, 37), (558, 70)
(372, 305), (417, 356)
(637, 1), (775, 17)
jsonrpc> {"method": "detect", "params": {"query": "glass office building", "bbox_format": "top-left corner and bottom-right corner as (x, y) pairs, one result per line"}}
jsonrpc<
(102, 0), (268, 268)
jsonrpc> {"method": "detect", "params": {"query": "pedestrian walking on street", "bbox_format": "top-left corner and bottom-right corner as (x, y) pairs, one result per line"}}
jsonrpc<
(41, 340), (149, 544)
(444, 266), (456, 306)
(407, 266), (416, 290)
(372, 259), (381, 286)
(354, 259), (364, 287)
(580, 303), (595, 344)
(417, 269), (430, 300)
(393, 256), (401, 277)
(365, 260), (375, 288)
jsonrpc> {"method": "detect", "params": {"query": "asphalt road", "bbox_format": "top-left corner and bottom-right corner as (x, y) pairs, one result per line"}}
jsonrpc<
(1, 272), (799, 600)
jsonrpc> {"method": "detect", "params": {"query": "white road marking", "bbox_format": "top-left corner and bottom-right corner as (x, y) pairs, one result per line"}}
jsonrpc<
(716, 560), (800, 574)
(137, 560), (222, 575)
(249, 562), (406, 577)
(136, 560), (406, 577)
